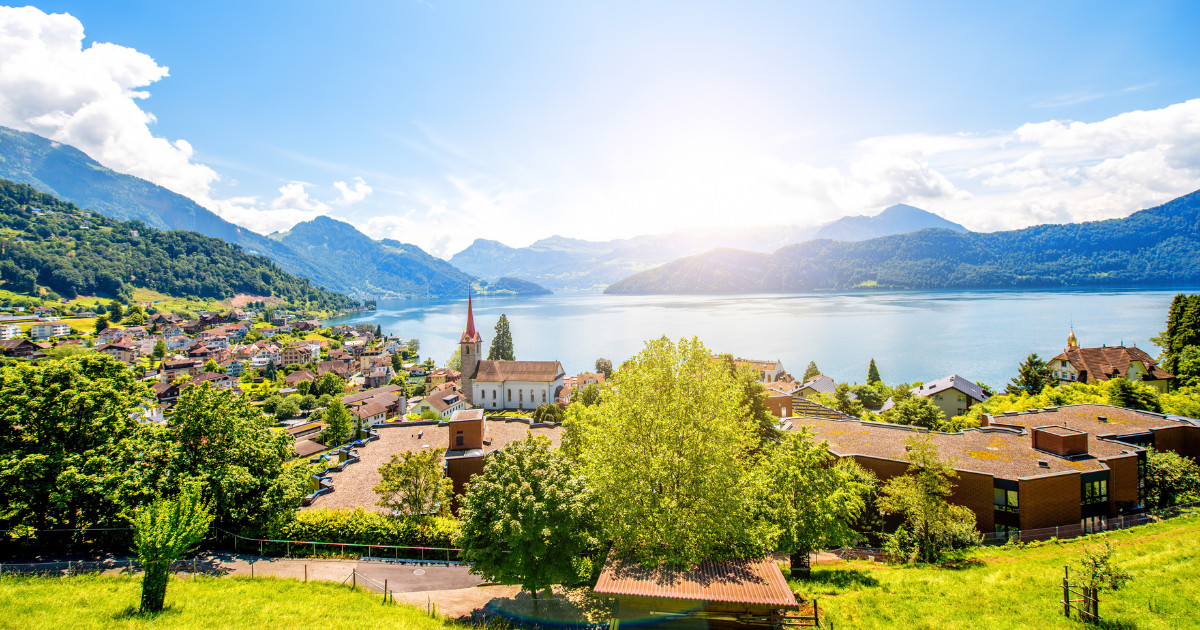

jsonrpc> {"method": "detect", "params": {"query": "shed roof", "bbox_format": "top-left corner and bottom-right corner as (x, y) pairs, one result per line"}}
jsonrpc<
(594, 555), (796, 607)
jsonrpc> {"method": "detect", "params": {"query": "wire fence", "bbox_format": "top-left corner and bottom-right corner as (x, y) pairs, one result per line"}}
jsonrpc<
(979, 500), (1200, 545)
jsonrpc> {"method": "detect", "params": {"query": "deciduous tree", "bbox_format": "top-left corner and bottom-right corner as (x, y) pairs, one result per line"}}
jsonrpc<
(374, 448), (453, 516)
(758, 430), (874, 577)
(458, 436), (599, 600)
(1143, 448), (1200, 509)
(129, 484), (213, 613)
(580, 336), (767, 566)
(878, 435), (979, 564)
(594, 358), (613, 378)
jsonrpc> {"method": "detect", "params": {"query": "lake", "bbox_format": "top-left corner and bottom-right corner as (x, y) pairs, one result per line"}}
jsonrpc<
(328, 288), (1192, 389)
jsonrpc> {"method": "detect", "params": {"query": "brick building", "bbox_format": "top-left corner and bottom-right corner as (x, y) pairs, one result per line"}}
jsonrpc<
(789, 403), (1199, 539)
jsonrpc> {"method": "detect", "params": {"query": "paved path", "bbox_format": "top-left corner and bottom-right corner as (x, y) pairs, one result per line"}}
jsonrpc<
(181, 552), (487, 593)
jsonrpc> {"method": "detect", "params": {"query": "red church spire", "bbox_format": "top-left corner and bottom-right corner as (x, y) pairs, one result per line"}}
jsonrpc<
(461, 286), (481, 343)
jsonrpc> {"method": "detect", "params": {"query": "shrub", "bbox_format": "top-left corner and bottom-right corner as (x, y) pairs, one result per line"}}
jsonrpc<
(272, 508), (459, 548)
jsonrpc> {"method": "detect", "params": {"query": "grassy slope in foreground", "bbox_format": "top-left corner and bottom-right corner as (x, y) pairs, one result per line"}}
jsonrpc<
(0, 574), (459, 630)
(795, 510), (1200, 629)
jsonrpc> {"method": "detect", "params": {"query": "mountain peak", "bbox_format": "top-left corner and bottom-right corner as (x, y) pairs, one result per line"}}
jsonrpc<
(814, 204), (968, 242)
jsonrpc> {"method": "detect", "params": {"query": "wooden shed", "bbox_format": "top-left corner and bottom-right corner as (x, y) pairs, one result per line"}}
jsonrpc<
(594, 555), (799, 629)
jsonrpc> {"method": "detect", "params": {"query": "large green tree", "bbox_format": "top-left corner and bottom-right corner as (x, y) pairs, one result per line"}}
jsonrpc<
(488, 314), (515, 361)
(884, 395), (947, 430)
(1143, 448), (1200, 509)
(867, 358), (882, 384)
(321, 400), (353, 445)
(758, 430), (874, 577)
(458, 435), (599, 600)
(0, 354), (156, 531)
(594, 358), (613, 379)
(130, 484), (214, 613)
(374, 448), (453, 516)
(1006, 353), (1053, 396)
(580, 336), (767, 567)
(803, 361), (821, 381)
(878, 435), (979, 564)
(1108, 377), (1163, 412)
(166, 383), (308, 530)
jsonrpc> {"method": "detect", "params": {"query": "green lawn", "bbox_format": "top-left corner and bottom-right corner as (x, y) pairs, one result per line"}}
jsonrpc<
(792, 511), (1200, 629)
(0, 574), (460, 630)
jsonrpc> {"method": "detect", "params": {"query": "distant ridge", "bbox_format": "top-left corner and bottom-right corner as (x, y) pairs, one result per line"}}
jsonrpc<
(813, 203), (969, 242)
(605, 190), (1200, 294)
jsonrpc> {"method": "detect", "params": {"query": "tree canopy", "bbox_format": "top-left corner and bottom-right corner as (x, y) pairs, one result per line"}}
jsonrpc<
(879, 435), (979, 564)
(1006, 353), (1053, 396)
(579, 336), (766, 566)
(374, 448), (453, 516)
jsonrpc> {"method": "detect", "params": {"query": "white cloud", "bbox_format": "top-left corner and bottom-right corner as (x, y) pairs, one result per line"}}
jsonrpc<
(332, 177), (372, 205)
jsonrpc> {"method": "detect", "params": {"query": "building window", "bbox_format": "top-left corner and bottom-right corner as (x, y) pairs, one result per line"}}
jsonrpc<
(994, 524), (1019, 541)
(1083, 479), (1108, 505)
(935, 394), (943, 401)
(456, 431), (463, 447)
(957, 394), (966, 402)
(507, 389), (511, 401)
(994, 487), (1019, 513)
(542, 390), (546, 402)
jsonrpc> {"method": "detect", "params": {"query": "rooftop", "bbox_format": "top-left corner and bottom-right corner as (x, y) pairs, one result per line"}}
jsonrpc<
(593, 554), (796, 607)
(984, 404), (1198, 437)
(472, 360), (565, 383)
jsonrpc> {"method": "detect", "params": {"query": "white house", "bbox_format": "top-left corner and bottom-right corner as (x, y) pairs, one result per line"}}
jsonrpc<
(0, 324), (21, 340)
(30, 321), (71, 340)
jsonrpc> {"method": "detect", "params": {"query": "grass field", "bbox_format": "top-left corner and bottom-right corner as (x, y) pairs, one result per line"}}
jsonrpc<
(0, 574), (459, 630)
(793, 511), (1200, 629)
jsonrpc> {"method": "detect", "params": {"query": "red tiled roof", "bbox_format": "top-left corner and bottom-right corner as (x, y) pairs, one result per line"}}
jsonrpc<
(1051, 345), (1173, 382)
(471, 360), (564, 383)
(594, 555), (796, 607)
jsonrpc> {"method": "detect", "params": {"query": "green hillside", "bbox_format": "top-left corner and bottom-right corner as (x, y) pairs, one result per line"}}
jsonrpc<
(0, 179), (358, 312)
(606, 189), (1200, 294)
(801, 511), (1200, 629)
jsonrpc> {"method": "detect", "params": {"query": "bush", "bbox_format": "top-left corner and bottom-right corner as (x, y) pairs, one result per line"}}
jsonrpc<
(273, 508), (459, 548)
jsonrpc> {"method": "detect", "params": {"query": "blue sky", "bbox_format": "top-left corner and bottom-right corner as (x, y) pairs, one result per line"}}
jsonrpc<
(3, 1), (1200, 255)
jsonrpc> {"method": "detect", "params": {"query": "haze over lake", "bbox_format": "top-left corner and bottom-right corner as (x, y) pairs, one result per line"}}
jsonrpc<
(330, 289), (1190, 389)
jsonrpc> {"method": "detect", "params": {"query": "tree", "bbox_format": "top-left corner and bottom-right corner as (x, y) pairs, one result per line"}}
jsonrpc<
(850, 383), (885, 410)
(488, 314), (515, 361)
(152, 339), (166, 359)
(125, 304), (145, 326)
(458, 435), (599, 601)
(203, 359), (225, 374)
(758, 430), (874, 577)
(724, 357), (780, 446)
(886, 395), (947, 430)
(374, 448), (453, 516)
(878, 435), (979, 564)
(375, 324), (382, 337)
(94, 316), (109, 335)
(594, 358), (613, 378)
(1143, 448), (1200, 509)
(0, 354), (153, 532)
(1006, 353), (1053, 396)
(1076, 538), (1132, 595)
(803, 361), (821, 381)
(830, 382), (865, 417)
(531, 403), (564, 424)
(321, 400), (353, 445)
(447, 347), (461, 371)
(109, 300), (124, 323)
(129, 484), (214, 613)
(263, 358), (277, 382)
(867, 358), (882, 384)
(391, 352), (405, 374)
(165, 383), (308, 529)
(275, 396), (301, 420)
(1108, 377), (1162, 412)
(575, 382), (602, 407)
(580, 336), (766, 566)
(313, 371), (345, 397)
(407, 338), (420, 356)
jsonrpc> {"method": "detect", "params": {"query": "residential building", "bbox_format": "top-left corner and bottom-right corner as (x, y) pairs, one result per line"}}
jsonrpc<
(30, 321), (71, 340)
(285, 369), (317, 387)
(413, 383), (468, 418)
(190, 371), (237, 391)
(341, 384), (406, 423)
(0, 324), (21, 340)
(725, 356), (788, 383)
(1049, 331), (1173, 393)
(161, 358), (203, 381)
(0, 339), (37, 358)
(789, 403), (1200, 538)
(96, 341), (139, 364)
(910, 374), (990, 419)
(281, 343), (319, 367)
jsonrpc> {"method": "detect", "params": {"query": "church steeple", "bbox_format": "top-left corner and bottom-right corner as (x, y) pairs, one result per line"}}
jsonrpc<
(460, 286), (481, 344)
(1067, 329), (1078, 351)
(459, 286), (483, 405)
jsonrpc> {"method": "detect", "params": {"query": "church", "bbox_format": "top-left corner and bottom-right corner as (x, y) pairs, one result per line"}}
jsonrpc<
(459, 291), (566, 411)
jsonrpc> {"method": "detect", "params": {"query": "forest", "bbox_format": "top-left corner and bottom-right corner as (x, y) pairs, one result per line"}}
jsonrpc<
(0, 179), (357, 311)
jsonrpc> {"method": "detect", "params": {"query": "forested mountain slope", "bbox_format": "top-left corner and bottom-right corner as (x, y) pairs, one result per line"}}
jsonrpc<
(0, 179), (358, 311)
(606, 190), (1200, 294)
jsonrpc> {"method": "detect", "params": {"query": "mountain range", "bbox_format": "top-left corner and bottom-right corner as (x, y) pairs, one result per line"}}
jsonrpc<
(451, 204), (966, 291)
(0, 126), (546, 299)
(605, 190), (1200, 294)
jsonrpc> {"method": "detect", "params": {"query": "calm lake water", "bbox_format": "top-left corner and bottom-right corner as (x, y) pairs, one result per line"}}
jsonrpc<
(329, 289), (1193, 389)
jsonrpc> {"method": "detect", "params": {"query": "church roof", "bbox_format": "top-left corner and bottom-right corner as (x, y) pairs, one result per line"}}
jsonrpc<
(460, 288), (481, 343)
(471, 360), (565, 383)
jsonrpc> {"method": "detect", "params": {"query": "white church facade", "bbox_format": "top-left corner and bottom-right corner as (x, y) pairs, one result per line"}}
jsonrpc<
(459, 291), (565, 412)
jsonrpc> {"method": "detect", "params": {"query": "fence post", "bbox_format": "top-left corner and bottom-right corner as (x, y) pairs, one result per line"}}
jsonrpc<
(352, 570), (356, 590)
(1091, 587), (1099, 624)
(383, 579), (388, 604)
(250, 560), (254, 579)
(305, 564), (308, 582)
(259, 540), (263, 556)
(1062, 566), (1070, 618)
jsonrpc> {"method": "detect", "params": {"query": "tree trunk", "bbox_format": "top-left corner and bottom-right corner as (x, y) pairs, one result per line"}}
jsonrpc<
(790, 550), (812, 579)
(140, 560), (170, 613)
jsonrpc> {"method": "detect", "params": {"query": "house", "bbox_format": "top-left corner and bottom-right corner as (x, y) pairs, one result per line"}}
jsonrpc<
(363, 366), (394, 389)
(123, 326), (148, 340)
(293, 319), (320, 332)
(725, 357), (787, 383)
(152, 381), (183, 405)
(225, 360), (245, 378)
(285, 369), (317, 387)
(97, 328), (129, 344)
(594, 555), (798, 629)
(158, 324), (184, 338)
(341, 384), (406, 422)
(150, 313), (183, 327)
(0, 324), (21, 340)
(443, 409), (488, 500)
(161, 358), (203, 381)
(0, 339), (37, 358)
(259, 326), (278, 338)
(190, 371), (237, 391)
(789, 403), (1200, 539)
(96, 341), (139, 364)
(281, 343), (319, 367)
(30, 321), (71, 340)
(317, 360), (354, 379)
(165, 335), (190, 351)
(910, 374), (990, 419)
(181, 320), (204, 335)
(793, 374), (836, 399)
(413, 383), (468, 418)
(1049, 331), (1173, 393)
(33, 306), (57, 317)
